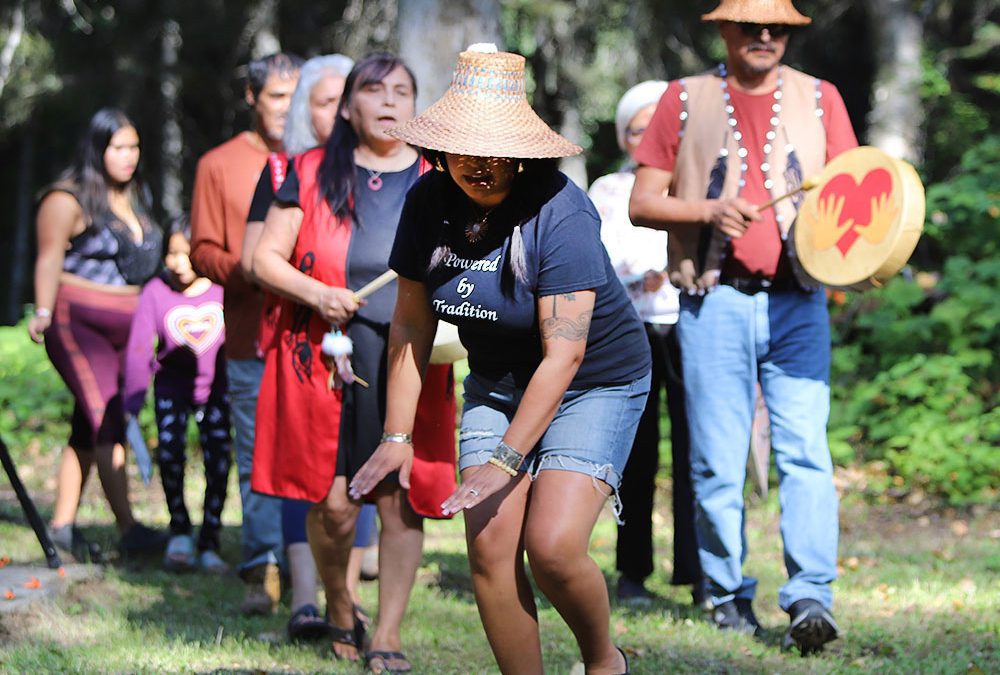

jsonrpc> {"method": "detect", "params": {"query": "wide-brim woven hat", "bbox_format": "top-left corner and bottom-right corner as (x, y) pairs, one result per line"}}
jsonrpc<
(387, 44), (581, 159)
(702, 0), (811, 25)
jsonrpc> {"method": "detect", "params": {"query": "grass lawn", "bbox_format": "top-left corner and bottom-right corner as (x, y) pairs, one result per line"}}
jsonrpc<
(1, 323), (998, 673)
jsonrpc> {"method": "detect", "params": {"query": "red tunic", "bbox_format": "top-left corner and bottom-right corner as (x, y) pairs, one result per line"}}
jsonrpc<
(251, 149), (457, 518)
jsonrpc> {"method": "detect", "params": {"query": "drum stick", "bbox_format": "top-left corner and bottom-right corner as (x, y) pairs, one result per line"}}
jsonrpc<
(353, 270), (398, 301)
(759, 176), (820, 211)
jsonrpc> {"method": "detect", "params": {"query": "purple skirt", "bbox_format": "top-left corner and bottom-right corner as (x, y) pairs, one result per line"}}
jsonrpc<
(44, 283), (138, 449)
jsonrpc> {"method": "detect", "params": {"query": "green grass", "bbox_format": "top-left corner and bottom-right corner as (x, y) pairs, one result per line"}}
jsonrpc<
(1, 322), (998, 673)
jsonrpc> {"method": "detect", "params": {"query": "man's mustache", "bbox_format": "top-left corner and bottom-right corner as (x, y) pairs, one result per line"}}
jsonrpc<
(747, 43), (777, 52)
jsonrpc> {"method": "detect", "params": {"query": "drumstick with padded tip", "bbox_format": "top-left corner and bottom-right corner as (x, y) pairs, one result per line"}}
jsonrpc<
(352, 270), (398, 302)
(759, 176), (820, 211)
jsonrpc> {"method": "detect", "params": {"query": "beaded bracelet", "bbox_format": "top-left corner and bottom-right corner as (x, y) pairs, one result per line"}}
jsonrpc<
(381, 432), (412, 444)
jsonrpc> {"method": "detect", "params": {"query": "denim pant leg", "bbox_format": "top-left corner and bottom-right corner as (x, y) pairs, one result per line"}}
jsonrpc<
(677, 287), (759, 605)
(227, 358), (284, 574)
(760, 290), (838, 611)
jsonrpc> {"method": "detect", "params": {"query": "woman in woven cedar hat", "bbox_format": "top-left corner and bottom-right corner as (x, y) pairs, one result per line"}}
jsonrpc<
(350, 44), (652, 674)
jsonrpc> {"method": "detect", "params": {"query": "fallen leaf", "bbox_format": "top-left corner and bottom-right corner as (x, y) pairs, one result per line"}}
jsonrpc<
(953, 599), (965, 610)
(58, 567), (66, 577)
(950, 521), (970, 537)
(0, 556), (10, 567)
(3, 589), (14, 600)
(23, 577), (41, 589)
(846, 556), (860, 570)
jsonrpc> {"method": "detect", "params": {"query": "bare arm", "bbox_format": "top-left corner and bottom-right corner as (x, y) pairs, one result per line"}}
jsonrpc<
(29, 192), (84, 342)
(240, 220), (264, 281)
(251, 203), (360, 325)
(440, 290), (595, 514)
(629, 164), (761, 239)
(348, 277), (438, 497)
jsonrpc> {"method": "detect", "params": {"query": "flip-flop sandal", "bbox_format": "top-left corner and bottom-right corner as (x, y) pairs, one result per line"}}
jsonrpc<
(330, 622), (361, 661)
(365, 650), (412, 674)
(287, 603), (329, 642)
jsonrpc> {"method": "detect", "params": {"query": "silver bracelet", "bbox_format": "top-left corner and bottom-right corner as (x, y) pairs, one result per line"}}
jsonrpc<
(381, 432), (412, 444)
(34, 307), (52, 319)
(488, 441), (524, 476)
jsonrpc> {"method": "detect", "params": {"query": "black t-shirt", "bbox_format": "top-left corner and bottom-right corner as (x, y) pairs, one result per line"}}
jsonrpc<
(273, 159), (421, 325)
(390, 170), (650, 388)
(247, 165), (276, 223)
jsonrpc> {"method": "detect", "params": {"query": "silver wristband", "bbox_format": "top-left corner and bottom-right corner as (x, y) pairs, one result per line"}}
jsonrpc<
(34, 307), (52, 319)
(381, 432), (412, 444)
(489, 441), (524, 475)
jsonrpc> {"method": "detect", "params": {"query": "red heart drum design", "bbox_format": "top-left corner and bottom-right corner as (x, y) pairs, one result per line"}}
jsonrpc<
(794, 146), (925, 291)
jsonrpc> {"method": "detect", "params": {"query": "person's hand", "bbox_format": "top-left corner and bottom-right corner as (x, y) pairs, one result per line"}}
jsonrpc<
(315, 286), (363, 324)
(642, 269), (667, 293)
(349, 441), (413, 499)
(440, 463), (514, 516)
(707, 197), (761, 239)
(28, 315), (52, 343)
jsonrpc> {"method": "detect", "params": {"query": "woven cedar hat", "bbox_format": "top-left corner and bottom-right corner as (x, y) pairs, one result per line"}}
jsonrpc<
(387, 44), (581, 159)
(702, 0), (811, 25)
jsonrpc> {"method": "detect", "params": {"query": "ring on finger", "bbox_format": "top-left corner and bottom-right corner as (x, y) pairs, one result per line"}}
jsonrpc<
(468, 488), (480, 497)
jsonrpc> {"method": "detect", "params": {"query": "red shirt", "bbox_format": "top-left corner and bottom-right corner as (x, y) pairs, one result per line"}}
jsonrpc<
(635, 78), (858, 278)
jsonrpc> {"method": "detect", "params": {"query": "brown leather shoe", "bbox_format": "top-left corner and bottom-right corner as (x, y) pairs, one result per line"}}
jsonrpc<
(239, 562), (281, 615)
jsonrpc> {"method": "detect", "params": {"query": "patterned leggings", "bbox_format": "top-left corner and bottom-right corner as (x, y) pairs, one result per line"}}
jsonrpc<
(154, 395), (232, 552)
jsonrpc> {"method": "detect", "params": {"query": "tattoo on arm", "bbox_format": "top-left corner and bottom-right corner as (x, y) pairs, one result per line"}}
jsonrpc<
(541, 310), (592, 341)
(550, 292), (577, 319)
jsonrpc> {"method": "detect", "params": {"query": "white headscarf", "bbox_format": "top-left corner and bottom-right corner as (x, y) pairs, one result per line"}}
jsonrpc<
(614, 80), (669, 152)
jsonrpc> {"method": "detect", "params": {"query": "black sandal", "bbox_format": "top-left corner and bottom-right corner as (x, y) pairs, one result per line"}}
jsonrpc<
(287, 603), (329, 642)
(365, 650), (412, 674)
(330, 613), (368, 660)
(615, 646), (631, 674)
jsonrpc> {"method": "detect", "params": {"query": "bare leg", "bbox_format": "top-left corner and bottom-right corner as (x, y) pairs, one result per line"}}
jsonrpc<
(288, 542), (319, 611)
(462, 468), (542, 675)
(524, 471), (626, 675)
(368, 482), (424, 659)
(307, 476), (361, 660)
(94, 442), (135, 532)
(346, 547), (364, 606)
(51, 445), (94, 528)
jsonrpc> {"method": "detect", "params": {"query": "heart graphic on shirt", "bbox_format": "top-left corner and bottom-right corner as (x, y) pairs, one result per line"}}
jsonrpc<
(813, 168), (897, 256)
(165, 303), (224, 355)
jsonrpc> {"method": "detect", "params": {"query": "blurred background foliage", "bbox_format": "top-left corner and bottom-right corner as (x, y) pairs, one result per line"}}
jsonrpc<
(0, 0), (996, 503)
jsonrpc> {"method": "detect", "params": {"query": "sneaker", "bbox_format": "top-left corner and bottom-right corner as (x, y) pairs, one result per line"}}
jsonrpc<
(163, 534), (196, 572)
(50, 524), (103, 564)
(239, 562), (281, 615)
(198, 549), (230, 575)
(616, 577), (654, 606)
(782, 599), (840, 655)
(709, 599), (761, 636)
(119, 523), (168, 556)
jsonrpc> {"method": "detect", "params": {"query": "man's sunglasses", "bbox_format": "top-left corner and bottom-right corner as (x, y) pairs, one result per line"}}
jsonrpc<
(737, 23), (792, 38)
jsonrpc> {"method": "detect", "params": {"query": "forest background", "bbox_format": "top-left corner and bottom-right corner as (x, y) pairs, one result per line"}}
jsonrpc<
(0, 0), (997, 503)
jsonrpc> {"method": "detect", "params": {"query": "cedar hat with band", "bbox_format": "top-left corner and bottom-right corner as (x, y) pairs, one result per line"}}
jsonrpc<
(387, 44), (581, 159)
(701, 0), (811, 25)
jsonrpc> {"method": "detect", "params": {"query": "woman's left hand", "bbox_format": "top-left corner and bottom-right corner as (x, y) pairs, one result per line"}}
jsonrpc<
(440, 463), (514, 516)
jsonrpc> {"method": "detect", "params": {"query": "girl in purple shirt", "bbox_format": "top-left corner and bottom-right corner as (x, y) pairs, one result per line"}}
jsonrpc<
(124, 216), (232, 573)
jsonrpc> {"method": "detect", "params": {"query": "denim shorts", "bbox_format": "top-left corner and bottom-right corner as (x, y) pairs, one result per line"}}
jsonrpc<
(459, 371), (651, 521)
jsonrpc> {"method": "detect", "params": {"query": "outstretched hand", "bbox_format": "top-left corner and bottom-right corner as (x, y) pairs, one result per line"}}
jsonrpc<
(440, 464), (514, 516)
(348, 441), (413, 499)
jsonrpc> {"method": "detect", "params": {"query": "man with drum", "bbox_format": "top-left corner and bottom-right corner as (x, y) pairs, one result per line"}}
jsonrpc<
(629, 0), (856, 655)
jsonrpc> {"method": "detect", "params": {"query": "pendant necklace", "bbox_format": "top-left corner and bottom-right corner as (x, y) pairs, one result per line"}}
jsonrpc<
(465, 206), (495, 243)
(365, 168), (383, 191)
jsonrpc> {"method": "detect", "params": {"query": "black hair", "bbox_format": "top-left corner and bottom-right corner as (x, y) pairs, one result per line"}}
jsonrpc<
(317, 52), (417, 223)
(55, 107), (151, 225)
(163, 212), (191, 256)
(247, 52), (305, 100)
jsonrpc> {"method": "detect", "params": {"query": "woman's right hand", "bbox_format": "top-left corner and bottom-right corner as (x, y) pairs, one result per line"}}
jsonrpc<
(28, 315), (52, 343)
(315, 286), (363, 324)
(349, 440), (414, 499)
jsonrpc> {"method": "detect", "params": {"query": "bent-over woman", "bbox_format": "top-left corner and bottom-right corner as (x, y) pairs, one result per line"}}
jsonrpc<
(350, 45), (651, 675)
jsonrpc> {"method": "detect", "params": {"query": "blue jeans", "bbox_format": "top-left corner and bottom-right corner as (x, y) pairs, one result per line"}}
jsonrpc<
(677, 285), (838, 611)
(227, 358), (284, 575)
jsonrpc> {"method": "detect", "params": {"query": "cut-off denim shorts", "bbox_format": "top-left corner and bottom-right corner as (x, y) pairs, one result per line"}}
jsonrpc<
(459, 371), (651, 523)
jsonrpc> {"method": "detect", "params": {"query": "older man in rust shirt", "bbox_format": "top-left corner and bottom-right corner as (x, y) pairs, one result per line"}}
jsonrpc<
(190, 51), (301, 615)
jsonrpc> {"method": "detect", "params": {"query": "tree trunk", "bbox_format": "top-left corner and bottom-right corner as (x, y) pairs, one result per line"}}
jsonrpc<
(160, 17), (183, 221)
(7, 126), (34, 324)
(0, 0), (26, 101)
(398, 0), (503, 113)
(866, 0), (924, 163)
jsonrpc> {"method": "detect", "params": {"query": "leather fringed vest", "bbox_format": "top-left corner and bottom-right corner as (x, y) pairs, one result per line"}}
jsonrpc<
(668, 66), (827, 289)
